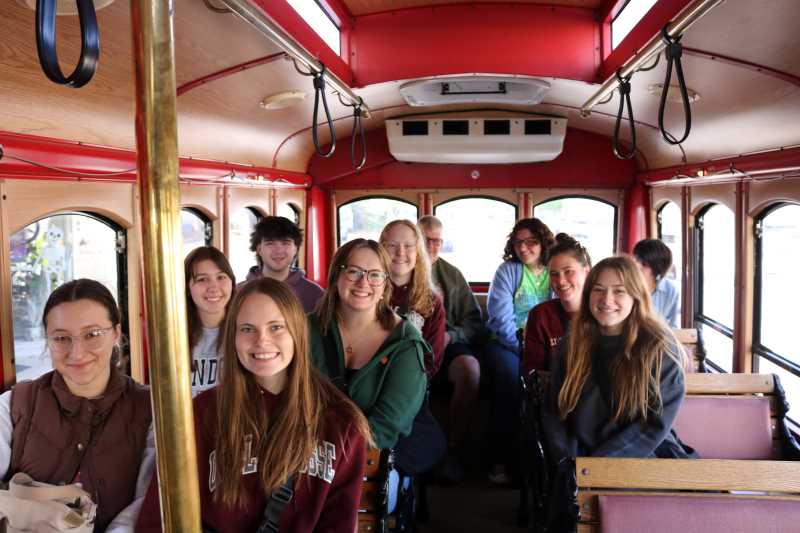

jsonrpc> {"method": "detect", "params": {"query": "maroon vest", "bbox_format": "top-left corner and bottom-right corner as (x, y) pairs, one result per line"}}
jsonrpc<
(9, 368), (152, 531)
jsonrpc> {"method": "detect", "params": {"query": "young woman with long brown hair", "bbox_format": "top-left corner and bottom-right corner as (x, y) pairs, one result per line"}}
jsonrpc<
(379, 219), (446, 379)
(310, 238), (444, 475)
(543, 255), (695, 461)
(184, 246), (235, 396)
(138, 278), (370, 532)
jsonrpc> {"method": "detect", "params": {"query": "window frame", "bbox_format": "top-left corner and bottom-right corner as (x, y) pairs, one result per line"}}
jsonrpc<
(533, 194), (619, 256)
(610, 0), (659, 50)
(752, 202), (800, 381)
(181, 207), (213, 247)
(433, 195), (518, 285)
(693, 202), (734, 373)
(9, 210), (130, 378)
(336, 195), (419, 248)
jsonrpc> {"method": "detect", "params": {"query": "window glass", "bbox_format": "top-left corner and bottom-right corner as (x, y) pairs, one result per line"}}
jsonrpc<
(181, 209), (209, 259)
(700, 204), (735, 329)
(10, 214), (120, 381)
(229, 208), (260, 283)
(757, 357), (799, 423)
(535, 197), (616, 264)
(286, 0), (341, 55)
(757, 204), (800, 363)
(277, 203), (300, 225)
(699, 323), (733, 373)
(434, 198), (516, 283)
(338, 198), (418, 246)
(658, 201), (682, 324)
(611, 0), (659, 49)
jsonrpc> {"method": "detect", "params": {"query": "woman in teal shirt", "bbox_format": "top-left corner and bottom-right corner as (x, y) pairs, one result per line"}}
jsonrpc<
(485, 217), (555, 483)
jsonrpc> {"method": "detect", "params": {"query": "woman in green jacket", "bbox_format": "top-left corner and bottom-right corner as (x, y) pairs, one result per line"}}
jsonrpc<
(310, 239), (443, 473)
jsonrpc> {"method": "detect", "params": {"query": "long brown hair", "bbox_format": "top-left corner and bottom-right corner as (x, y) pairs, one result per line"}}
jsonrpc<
(214, 278), (370, 508)
(379, 219), (437, 317)
(557, 256), (683, 423)
(184, 246), (236, 350)
(315, 239), (396, 334)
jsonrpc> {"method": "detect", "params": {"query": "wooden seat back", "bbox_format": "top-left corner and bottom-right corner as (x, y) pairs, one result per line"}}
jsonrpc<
(575, 457), (800, 533)
(357, 448), (392, 533)
(673, 328), (705, 372)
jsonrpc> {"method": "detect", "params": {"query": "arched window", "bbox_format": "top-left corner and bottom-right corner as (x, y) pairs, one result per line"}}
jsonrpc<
(754, 203), (800, 421)
(181, 208), (212, 259)
(534, 196), (617, 264)
(10, 213), (126, 381)
(229, 207), (261, 284)
(695, 203), (735, 372)
(657, 201), (683, 325)
(434, 197), (517, 283)
(277, 203), (301, 225)
(338, 197), (418, 246)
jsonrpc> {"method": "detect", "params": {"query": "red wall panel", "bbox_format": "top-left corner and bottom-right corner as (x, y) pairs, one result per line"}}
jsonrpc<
(349, 4), (601, 86)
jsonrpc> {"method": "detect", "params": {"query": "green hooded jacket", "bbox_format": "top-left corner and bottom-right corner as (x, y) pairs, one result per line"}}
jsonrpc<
(309, 314), (427, 449)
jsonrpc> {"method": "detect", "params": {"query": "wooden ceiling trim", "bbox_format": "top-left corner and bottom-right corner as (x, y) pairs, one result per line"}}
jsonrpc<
(176, 52), (287, 96)
(683, 48), (800, 89)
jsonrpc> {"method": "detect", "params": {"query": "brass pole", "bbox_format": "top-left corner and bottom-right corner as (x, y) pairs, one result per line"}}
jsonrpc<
(130, 1), (201, 531)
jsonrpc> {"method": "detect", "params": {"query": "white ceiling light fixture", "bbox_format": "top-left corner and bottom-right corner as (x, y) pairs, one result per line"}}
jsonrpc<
(260, 90), (307, 110)
(648, 84), (702, 104)
(22, 0), (116, 15)
(400, 75), (550, 107)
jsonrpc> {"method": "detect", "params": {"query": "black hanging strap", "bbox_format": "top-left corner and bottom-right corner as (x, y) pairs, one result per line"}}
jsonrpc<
(658, 26), (692, 145)
(311, 64), (336, 158)
(35, 0), (100, 88)
(255, 474), (297, 533)
(350, 97), (367, 171)
(612, 69), (637, 160)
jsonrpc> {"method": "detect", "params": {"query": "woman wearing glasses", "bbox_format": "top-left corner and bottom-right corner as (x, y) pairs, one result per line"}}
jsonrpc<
(0, 279), (154, 531)
(379, 219), (446, 379)
(309, 239), (437, 474)
(485, 217), (555, 483)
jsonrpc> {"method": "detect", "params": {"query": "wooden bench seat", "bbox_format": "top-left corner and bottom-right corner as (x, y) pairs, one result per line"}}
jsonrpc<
(575, 457), (800, 533)
(357, 448), (392, 533)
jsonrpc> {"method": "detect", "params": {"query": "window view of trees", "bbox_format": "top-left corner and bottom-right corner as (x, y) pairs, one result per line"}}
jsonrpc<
(10, 214), (120, 381)
(338, 198), (418, 246)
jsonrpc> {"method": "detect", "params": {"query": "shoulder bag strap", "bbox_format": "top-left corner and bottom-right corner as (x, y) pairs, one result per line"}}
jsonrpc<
(255, 474), (296, 533)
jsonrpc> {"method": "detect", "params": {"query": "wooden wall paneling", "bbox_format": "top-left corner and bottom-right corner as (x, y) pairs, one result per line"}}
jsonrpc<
(689, 182), (736, 215)
(430, 189), (518, 211)
(748, 176), (800, 217)
(734, 181), (754, 373)
(0, 181), (13, 388)
(128, 185), (145, 383)
(334, 188), (421, 207)
(651, 186), (683, 238)
(682, 186), (693, 328)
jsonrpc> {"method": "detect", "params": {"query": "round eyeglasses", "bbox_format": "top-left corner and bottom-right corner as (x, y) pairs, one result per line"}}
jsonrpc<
(340, 265), (389, 286)
(46, 327), (114, 354)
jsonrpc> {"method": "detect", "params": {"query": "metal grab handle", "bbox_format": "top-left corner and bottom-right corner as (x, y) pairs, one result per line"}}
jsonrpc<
(36, 0), (100, 88)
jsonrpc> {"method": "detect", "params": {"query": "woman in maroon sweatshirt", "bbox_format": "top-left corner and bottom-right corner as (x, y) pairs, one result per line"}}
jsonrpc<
(523, 233), (592, 375)
(137, 278), (370, 532)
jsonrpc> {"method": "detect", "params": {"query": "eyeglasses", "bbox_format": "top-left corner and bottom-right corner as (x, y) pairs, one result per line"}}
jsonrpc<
(46, 327), (115, 354)
(383, 242), (416, 253)
(340, 265), (389, 286)
(425, 237), (443, 247)
(512, 238), (540, 248)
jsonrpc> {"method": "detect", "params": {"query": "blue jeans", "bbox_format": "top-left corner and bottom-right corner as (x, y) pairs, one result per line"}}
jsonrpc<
(484, 339), (521, 465)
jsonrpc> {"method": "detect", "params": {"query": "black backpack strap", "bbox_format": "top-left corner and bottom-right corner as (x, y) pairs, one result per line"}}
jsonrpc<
(256, 474), (296, 533)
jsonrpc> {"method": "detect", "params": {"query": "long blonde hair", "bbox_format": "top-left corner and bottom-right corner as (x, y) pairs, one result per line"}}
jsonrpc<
(380, 219), (437, 317)
(315, 239), (396, 334)
(558, 256), (683, 423)
(214, 278), (370, 508)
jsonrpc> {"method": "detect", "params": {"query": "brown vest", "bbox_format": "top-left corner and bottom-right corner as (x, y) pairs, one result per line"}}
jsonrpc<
(8, 368), (152, 531)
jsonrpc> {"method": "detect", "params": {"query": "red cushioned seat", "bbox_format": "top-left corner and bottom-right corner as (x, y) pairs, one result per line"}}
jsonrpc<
(599, 494), (799, 533)
(673, 396), (774, 459)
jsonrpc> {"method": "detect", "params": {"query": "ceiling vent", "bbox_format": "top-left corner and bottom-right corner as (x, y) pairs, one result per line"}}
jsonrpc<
(386, 113), (567, 164)
(399, 76), (550, 106)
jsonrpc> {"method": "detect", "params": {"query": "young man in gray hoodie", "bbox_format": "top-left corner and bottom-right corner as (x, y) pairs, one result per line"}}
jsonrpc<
(245, 216), (323, 312)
